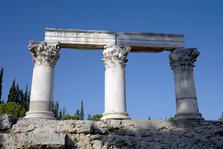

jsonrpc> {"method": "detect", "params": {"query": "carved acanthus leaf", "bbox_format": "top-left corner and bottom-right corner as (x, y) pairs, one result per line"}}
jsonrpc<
(28, 41), (60, 67)
(102, 45), (130, 69)
(169, 48), (200, 71)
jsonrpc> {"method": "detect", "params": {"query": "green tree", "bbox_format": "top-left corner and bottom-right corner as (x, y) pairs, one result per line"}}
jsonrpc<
(54, 101), (60, 120)
(62, 107), (67, 116)
(87, 114), (92, 120)
(22, 85), (30, 110)
(0, 102), (26, 118)
(168, 117), (176, 121)
(0, 68), (3, 103)
(59, 109), (63, 120)
(7, 79), (16, 103)
(61, 115), (80, 120)
(80, 100), (84, 120)
(91, 114), (102, 121)
(75, 109), (80, 118)
(15, 85), (23, 105)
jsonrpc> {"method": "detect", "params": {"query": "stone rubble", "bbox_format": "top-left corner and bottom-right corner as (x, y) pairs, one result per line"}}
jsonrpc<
(0, 114), (18, 131)
(0, 114), (223, 149)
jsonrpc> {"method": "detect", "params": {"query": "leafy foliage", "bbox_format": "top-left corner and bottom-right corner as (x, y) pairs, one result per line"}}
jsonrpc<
(7, 79), (16, 103)
(168, 117), (176, 121)
(61, 115), (80, 120)
(56, 100), (102, 121)
(56, 100), (85, 120)
(22, 85), (30, 111)
(0, 102), (26, 117)
(0, 67), (29, 117)
(7, 79), (30, 111)
(91, 114), (102, 121)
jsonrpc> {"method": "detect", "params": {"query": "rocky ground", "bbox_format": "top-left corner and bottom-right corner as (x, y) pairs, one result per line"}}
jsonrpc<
(0, 114), (223, 149)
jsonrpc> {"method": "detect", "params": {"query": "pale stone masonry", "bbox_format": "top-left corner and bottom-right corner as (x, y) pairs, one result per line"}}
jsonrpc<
(101, 45), (130, 120)
(169, 48), (203, 120)
(25, 41), (60, 119)
(25, 28), (203, 120)
(45, 28), (184, 52)
(1, 116), (223, 148)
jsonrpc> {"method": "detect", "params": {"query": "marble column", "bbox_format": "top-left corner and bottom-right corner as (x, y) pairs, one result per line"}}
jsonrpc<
(25, 41), (60, 119)
(101, 45), (130, 120)
(169, 48), (203, 120)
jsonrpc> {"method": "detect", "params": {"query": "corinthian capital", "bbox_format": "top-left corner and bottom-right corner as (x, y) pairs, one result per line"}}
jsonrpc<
(28, 41), (60, 67)
(169, 48), (200, 71)
(102, 45), (130, 69)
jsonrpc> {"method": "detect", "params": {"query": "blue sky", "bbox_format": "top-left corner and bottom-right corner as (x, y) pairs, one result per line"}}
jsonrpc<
(0, 0), (222, 120)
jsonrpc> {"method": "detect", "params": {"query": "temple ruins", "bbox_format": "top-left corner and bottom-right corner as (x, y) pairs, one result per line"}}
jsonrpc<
(25, 28), (203, 120)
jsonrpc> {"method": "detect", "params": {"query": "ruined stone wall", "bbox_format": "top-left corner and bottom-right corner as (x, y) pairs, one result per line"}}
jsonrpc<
(0, 115), (223, 149)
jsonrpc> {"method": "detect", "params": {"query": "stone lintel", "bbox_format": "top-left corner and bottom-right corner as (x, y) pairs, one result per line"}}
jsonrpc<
(45, 28), (184, 52)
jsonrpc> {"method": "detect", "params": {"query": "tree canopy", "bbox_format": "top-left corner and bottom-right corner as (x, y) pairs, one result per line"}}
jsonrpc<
(0, 102), (26, 117)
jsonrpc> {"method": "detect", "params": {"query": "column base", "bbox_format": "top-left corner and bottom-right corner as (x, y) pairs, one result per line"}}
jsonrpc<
(101, 112), (130, 120)
(25, 111), (55, 119)
(175, 113), (204, 120)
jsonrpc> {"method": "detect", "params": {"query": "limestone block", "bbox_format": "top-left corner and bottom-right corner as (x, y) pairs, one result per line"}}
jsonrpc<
(45, 28), (184, 52)
(1, 119), (223, 148)
(0, 114), (18, 131)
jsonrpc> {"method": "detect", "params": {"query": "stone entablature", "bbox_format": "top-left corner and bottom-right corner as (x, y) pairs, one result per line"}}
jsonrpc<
(45, 28), (184, 52)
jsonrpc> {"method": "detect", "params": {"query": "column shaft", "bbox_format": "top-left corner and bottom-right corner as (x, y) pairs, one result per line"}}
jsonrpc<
(25, 41), (60, 119)
(174, 70), (198, 114)
(101, 45), (130, 120)
(105, 64), (126, 113)
(170, 48), (203, 120)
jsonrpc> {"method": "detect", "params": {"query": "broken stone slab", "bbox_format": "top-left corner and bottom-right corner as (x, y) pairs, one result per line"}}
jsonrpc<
(0, 114), (18, 131)
(0, 132), (66, 149)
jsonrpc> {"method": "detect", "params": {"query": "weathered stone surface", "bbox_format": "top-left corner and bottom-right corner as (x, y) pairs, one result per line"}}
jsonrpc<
(2, 119), (65, 148)
(0, 114), (18, 131)
(25, 41), (60, 120)
(102, 45), (130, 120)
(45, 28), (184, 52)
(169, 48), (203, 120)
(1, 118), (223, 148)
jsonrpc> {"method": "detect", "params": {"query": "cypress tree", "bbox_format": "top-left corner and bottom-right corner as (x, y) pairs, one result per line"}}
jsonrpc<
(20, 89), (24, 106)
(0, 68), (3, 103)
(23, 85), (30, 110)
(21, 89), (27, 108)
(59, 108), (63, 120)
(54, 101), (59, 119)
(75, 109), (80, 117)
(15, 84), (21, 105)
(80, 100), (84, 120)
(87, 114), (91, 120)
(7, 79), (16, 103)
(62, 107), (67, 116)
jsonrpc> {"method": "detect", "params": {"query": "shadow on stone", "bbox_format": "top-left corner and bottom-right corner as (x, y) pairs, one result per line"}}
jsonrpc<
(1, 118), (223, 148)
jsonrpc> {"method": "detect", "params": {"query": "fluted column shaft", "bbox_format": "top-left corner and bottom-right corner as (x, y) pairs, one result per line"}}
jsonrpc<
(25, 41), (60, 119)
(101, 45), (130, 120)
(169, 48), (203, 120)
